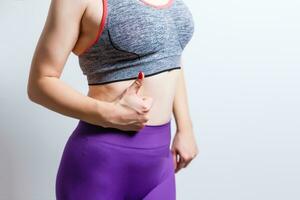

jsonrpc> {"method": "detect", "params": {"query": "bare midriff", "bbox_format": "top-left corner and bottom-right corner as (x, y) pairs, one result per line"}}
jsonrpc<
(87, 69), (181, 126)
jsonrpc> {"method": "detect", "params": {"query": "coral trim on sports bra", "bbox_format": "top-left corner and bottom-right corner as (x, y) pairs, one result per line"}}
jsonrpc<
(78, 0), (108, 55)
(138, 0), (174, 9)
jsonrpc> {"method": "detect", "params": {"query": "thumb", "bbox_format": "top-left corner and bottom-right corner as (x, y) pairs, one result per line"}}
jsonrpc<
(171, 148), (178, 172)
(127, 71), (144, 94)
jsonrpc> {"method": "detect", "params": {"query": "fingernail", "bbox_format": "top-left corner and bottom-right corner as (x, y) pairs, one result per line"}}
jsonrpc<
(138, 71), (143, 79)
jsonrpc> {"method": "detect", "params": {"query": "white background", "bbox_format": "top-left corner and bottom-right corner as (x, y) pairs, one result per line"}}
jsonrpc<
(0, 0), (299, 199)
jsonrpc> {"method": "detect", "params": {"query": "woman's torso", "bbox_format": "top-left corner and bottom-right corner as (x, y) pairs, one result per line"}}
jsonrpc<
(71, 0), (193, 125)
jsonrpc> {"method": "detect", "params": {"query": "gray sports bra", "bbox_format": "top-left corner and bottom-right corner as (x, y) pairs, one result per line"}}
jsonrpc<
(78, 0), (195, 85)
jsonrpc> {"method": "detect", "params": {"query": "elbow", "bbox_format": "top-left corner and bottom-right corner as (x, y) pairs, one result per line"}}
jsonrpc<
(27, 75), (42, 103)
(27, 80), (37, 103)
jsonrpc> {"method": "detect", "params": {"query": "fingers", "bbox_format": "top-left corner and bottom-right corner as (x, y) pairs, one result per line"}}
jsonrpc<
(126, 71), (144, 94)
(127, 94), (154, 115)
(171, 149), (178, 171)
(173, 149), (197, 173)
(122, 71), (154, 114)
(140, 96), (154, 113)
(115, 71), (156, 128)
(135, 96), (154, 127)
(175, 156), (186, 173)
(118, 122), (146, 131)
(127, 96), (152, 115)
(136, 112), (150, 124)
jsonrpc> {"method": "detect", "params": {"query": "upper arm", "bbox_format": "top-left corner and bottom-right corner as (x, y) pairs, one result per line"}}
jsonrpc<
(29, 0), (87, 80)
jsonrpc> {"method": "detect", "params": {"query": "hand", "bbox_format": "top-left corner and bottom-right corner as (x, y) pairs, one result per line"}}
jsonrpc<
(171, 127), (199, 173)
(106, 71), (154, 131)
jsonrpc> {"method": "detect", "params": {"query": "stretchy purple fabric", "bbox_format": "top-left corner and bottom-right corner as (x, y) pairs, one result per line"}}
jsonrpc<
(55, 119), (176, 200)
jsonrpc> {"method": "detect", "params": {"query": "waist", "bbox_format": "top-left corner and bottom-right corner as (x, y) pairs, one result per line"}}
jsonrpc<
(87, 68), (180, 102)
(86, 69), (179, 125)
(70, 119), (172, 149)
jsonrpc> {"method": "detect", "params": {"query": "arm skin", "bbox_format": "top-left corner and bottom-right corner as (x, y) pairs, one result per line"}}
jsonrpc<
(27, 0), (113, 127)
(171, 58), (199, 173)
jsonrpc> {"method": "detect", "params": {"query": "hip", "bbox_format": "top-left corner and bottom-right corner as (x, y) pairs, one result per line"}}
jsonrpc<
(56, 119), (175, 199)
(68, 119), (172, 149)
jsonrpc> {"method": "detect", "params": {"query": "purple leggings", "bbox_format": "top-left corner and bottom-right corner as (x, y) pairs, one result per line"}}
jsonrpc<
(55, 119), (176, 200)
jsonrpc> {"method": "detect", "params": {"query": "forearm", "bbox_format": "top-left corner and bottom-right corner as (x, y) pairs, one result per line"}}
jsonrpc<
(172, 67), (193, 132)
(27, 76), (112, 127)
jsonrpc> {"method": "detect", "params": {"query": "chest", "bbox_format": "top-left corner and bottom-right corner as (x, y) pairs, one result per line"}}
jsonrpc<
(107, 0), (195, 54)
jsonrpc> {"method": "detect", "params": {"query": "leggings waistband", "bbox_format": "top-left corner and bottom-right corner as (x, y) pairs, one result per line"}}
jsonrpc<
(70, 119), (172, 149)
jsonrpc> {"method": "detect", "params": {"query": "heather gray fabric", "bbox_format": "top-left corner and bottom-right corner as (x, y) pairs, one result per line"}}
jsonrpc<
(78, 0), (194, 85)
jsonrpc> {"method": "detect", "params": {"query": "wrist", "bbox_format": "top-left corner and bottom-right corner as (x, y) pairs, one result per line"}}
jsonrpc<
(82, 99), (114, 128)
(175, 118), (194, 133)
(96, 100), (116, 128)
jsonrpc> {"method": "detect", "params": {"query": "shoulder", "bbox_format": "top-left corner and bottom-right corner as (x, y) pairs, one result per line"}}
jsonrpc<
(48, 0), (88, 17)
